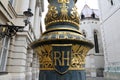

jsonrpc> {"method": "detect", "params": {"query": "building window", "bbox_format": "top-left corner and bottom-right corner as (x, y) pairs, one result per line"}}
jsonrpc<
(0, 37), (10, 71)
(91, 12), (95, 18)
(94, 31), (99, 53)
(111, 0), (114, 5)
(81, 13), (85, 19)
(82, 30), (86, 37)
(9, 0), (15, 7)
(9, 0), (13, 4)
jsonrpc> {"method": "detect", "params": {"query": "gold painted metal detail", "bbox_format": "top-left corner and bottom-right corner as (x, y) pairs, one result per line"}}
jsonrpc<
(45, 20), (80, 28)
(70, 6), (80, 24)
(45, 1), (80, 28)
(31, 0), (93, 74)
(42, 27), (81, 35)
(40, 31), (84, 41)
(0, 27), (7, 32)
(60, 5), (68, 20)
(71, 44), (90, 70)
(59, 0), (69, 20)
(58, 0), (70, 3)
(52, 44), (72, 46)
(34, 44), (90, 70)
(34, 45), (53, 69)
(45, 5), (58, 25)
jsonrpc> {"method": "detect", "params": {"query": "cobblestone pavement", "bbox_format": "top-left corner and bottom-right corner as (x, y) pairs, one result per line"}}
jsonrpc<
(86, 77), (104, 80)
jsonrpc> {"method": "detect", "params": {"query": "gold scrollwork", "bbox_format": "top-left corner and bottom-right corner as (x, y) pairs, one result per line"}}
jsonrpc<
(45, 1), (80, 28)
(70, 45), (90, 69)
(60, 3), (69, 20)
(58, 0), (70, 3)
(71, 55), (83, 69)
(35, 45), (53, 69)
(45, 5), (58, 24)
(70, 6), (80, 24)
(35, 44), (90, 70)
(41, 54), (53, 68)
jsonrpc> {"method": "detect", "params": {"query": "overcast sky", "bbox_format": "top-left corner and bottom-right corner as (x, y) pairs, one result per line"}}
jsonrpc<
(41, 0), (99, 32)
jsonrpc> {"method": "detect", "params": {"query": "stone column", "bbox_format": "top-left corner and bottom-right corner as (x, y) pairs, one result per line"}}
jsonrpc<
(34, 6), (40, 39)
(7, 35), (27, 80)
(90, 55), (96, 77)
(32, 54), (36, 80)
(26, 49), (33, 80)
(36, 54), (40, 80)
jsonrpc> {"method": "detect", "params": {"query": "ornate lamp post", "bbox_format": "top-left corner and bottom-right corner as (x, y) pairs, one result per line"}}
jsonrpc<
(23, 8), (33, 26)
(0, 8), (33, 39)
(31, 0), (94, 80)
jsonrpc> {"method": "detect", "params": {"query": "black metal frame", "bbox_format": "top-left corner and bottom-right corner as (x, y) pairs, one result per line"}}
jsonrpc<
(0, 8), (33, 38)
(23, 8), (33, 26)
(0, 24), (24, 38)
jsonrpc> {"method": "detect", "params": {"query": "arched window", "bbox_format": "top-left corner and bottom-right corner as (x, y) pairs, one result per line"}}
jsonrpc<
(111, 0), (113, 5)
(81, 13), (85, 19)
(91, 12), (95, 18)
(94, 31), (99, 53)
(82, 30), (86, 37)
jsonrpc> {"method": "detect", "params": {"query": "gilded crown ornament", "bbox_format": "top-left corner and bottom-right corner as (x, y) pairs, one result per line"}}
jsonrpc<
(31, 0), (93, 80)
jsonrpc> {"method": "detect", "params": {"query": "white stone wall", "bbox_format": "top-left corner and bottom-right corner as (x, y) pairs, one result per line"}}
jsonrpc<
(80, 19), (104, 54)
(80, 19), (104, 77)
(0, 0), (43, 80)
(26, 49), (33, 80)
(0, 73), (11, 80)
(6, 32), (40, 80)
(98, 0), (120, 79)
(7, 35), (27, 80)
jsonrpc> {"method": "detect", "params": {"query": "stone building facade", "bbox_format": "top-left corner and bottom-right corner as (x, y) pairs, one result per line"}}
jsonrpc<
(98, 0), (120, 79)
(0, 0), (44, 80)
(80, 4), (104, 77)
